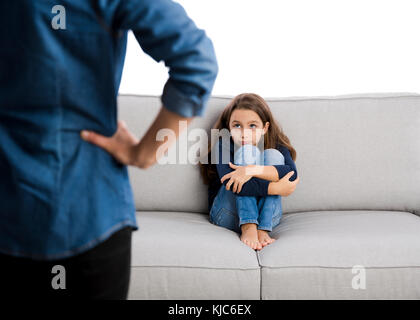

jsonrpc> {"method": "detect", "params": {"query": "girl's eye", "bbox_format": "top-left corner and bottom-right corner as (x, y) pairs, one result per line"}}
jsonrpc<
(232, 123), (257, 128)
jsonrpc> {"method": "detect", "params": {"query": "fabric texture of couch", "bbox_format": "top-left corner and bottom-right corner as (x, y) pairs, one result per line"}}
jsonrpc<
(117, 92), (420, 299)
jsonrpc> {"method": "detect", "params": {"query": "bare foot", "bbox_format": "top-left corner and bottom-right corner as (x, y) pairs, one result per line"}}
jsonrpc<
(257, 230), (275, 247)
(240, 223), (262, 250)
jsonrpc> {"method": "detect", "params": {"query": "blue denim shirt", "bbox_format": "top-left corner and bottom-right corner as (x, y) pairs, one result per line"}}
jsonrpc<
(0, 0), (218, 260)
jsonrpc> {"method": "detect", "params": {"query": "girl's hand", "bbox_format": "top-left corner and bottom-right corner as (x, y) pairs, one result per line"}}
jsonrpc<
(220, 162), (253, 193)
(80, 120), (142, 167)
(269, 171), (300, 196)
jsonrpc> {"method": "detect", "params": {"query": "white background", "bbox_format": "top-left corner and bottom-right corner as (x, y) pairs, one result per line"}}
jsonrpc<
(118, 0), (420, 98)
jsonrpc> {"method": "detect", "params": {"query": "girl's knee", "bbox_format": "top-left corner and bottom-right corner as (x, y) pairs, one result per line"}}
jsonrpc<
(234, 144), (262, 166)
(262, 148), (285, 165)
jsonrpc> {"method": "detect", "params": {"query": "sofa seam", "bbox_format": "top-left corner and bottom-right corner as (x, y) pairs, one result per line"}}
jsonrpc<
(133, 208), (419, 216)
(256, 250), (262, 300)
(129, 265), (420, 270)
(259, 265), (420, 270)
(130, 265), (260, 270)
(279, 209), (418, 215)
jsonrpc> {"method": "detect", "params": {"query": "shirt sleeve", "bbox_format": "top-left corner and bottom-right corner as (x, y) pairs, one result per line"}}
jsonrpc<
(273, 145), (298, 181)
(114, 0), (219, 118)
(214, 138), (270, 197)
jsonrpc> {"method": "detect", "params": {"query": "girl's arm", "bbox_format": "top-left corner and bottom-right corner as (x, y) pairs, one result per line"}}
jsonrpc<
(81, 105), (194, 169)
(246, 165), (280, 182)
(215, 138), (299, 197)
(272, 145), (298, 182)
(217, 161), (271, 197)
(245, 145), (298, 182)
(268, 145), (300, 195)
(267, 171), (299, 196)
(215, 137), (270, 197)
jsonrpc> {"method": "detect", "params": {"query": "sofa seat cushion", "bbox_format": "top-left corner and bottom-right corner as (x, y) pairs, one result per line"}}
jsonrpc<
(258, 210), (420, 299)
(128, 211), (260, 299)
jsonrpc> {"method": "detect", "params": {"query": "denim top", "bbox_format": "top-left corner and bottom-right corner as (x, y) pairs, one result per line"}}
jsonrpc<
(207, 137), (298, 212)
(0, 0), (218, 260)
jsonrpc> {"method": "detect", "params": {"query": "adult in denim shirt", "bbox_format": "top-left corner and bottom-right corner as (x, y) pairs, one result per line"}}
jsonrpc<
(0, 0), (218, 299)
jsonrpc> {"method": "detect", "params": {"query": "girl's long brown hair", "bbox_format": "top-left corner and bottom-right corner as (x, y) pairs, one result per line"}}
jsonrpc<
(198, 93), (297, 185)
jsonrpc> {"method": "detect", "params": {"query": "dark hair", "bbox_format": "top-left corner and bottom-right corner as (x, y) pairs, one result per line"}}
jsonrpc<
(198, 93), (297, 185)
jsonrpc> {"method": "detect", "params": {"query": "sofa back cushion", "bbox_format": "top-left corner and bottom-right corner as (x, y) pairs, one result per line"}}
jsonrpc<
(118, 93), (420, 216)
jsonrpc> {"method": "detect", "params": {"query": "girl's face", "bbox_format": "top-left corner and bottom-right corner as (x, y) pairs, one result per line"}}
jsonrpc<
(229, 108), (269, 146)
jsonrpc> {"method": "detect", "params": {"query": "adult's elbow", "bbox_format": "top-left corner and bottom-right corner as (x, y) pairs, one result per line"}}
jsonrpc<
(188, 32), (219, 102)
(162, 33), (219, 118)
(206, 36), (219, 84)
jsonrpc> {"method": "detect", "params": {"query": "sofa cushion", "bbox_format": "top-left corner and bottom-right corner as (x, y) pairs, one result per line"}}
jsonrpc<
(258, 210), (420, 299)
(128, 211), (260, 299)
(118, 93), (420, 216)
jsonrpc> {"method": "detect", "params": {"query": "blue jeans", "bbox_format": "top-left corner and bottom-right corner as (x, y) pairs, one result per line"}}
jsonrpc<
(209, 145), (285, 233)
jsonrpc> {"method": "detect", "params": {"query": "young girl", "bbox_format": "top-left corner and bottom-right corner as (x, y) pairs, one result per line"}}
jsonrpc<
(199, 93), (299, 250)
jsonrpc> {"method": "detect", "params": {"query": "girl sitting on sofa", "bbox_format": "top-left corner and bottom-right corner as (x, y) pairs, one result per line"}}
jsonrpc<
(199, 93), (299, 250)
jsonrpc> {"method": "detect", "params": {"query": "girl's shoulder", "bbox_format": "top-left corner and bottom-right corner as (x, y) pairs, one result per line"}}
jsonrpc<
(274, 142), (286, 151)
(274, 142), (291, 156)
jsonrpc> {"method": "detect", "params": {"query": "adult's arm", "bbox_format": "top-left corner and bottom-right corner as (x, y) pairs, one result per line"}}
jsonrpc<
(120, 0), (218, 166)
(82, 0), (218, 168)
(116, 0), (219, 118)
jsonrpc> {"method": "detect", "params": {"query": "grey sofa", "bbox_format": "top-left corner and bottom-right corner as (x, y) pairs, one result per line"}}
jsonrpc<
(117, 92), (420, 300)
